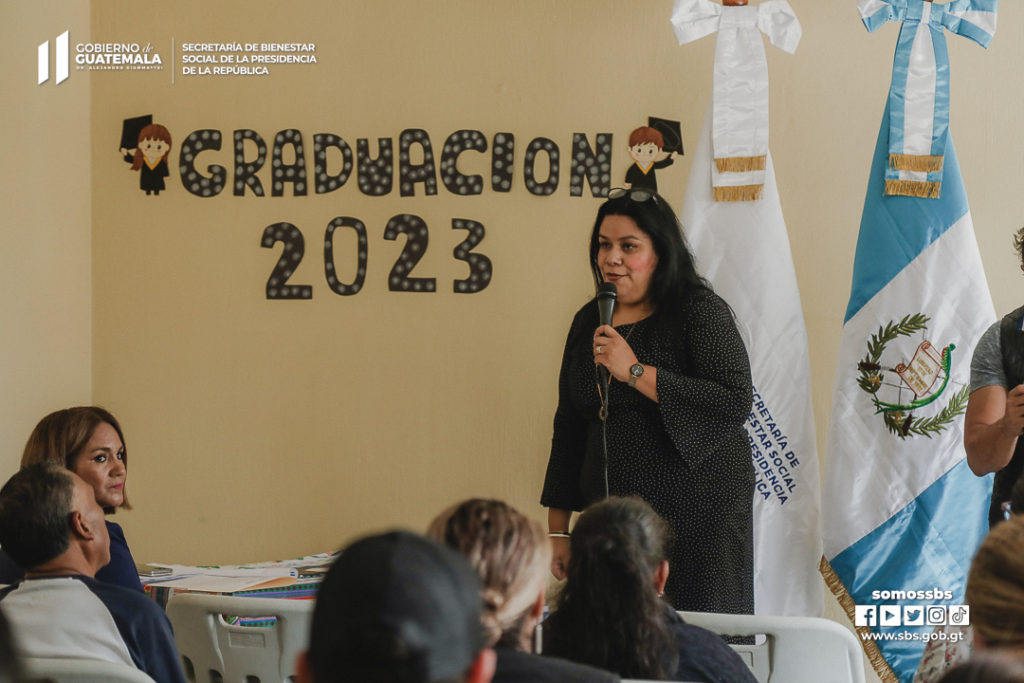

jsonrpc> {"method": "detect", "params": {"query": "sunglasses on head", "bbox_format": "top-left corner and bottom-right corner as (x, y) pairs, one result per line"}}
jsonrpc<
(607, 187), (658, 203)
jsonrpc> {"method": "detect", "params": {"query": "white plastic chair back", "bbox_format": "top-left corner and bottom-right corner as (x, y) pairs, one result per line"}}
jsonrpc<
(677, 611), (866, 683)
(166, 593), (312, 683)
(22, 656), (157, 682)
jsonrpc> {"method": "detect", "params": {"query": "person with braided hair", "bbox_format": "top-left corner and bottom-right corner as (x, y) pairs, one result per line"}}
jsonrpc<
(427, 499), (619, 683)
(541, 497), (755, 682)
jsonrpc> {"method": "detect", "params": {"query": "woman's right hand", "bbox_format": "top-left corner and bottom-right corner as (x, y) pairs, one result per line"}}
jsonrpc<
(550, 535), (570, 579)
(547, 508), (573, 579)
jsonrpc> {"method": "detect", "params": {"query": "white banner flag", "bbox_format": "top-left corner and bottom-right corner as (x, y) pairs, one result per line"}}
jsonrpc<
(681, 102), (824, 617)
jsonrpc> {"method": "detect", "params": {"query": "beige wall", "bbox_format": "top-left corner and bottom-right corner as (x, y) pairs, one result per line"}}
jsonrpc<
(87, 0), (712, 563)
(1, 2), (93, 475)
(5, 5), (1024, 678)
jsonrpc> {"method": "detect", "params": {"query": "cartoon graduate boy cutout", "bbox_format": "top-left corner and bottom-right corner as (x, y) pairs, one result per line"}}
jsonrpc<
(624, 125), (678, 192)
(119, 116), (172, 195)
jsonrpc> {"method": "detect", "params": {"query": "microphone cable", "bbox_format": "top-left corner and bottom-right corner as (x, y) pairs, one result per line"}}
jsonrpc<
(595, 282), (616, 500)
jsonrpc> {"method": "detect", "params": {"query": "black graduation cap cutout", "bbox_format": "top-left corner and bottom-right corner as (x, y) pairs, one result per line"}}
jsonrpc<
(648, 116), (683, 156)
(120, 115), (153, 163)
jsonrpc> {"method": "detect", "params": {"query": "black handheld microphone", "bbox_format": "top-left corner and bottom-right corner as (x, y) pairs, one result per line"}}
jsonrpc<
(595, 283), (617, 388)
(597, 282), (617, 328)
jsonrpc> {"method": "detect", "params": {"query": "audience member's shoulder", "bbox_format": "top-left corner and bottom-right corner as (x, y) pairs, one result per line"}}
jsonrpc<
(666, 609), (758, 683)
(496, 646), (619, 683)
(76, 575), (162, 617)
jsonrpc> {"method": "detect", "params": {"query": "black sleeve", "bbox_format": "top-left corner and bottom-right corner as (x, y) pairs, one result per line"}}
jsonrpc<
(541, 308), (591, 512)
(655, 292), (753, 467)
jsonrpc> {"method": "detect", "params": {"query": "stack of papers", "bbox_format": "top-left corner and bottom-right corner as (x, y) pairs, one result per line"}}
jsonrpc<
(140, 552), (336, 593)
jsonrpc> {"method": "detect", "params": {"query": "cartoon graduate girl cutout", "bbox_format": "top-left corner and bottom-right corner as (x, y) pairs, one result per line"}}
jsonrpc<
(124, 123), (172, 195)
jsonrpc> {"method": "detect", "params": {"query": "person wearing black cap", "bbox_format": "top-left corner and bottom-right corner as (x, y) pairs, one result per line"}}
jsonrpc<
(296, 530), (496, 683)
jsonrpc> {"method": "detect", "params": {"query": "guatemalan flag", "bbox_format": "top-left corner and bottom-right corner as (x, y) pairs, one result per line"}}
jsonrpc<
(823, 3), (996, 680)
(859, 0), (998, 199)
(681, 101), (824, 618)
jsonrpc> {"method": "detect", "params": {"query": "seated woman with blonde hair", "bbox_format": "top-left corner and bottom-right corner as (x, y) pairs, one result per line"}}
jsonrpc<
(427, 498), (619, 683)
(542, 496), (756, 682)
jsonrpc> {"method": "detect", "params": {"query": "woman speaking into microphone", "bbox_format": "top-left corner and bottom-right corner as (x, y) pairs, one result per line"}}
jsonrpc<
(541, 188), (754, 615)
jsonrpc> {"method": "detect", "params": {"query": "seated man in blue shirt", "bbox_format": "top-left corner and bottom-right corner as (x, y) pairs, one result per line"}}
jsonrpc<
(0, 462), (185, 683)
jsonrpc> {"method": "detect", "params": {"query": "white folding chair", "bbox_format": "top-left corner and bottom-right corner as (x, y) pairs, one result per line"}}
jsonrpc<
(677, 611), (866, 683)
(22, 656), (157, 683)
(166, 593), (313, 683)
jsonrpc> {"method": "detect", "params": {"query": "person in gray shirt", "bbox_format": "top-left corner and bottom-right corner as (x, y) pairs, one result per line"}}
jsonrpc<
(965, 227), (1024, 526)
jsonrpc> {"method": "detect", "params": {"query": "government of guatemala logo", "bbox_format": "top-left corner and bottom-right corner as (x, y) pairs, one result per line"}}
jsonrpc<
(38, 30), (70, 85)
(856, 313), (968, 439)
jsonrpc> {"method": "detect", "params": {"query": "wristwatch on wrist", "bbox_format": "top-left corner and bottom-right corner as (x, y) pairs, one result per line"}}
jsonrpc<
(628, 363), (645, 388)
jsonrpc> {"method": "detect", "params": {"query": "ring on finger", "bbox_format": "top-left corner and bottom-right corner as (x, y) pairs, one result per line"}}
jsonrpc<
(596, 345), (605, 354)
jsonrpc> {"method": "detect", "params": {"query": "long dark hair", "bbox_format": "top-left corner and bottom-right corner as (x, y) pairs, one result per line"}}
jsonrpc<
(589, 190), (709, 319)
(547, 497), (677, 678)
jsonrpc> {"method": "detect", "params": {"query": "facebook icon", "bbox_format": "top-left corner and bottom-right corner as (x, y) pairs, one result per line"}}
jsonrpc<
(855, 605), (877, 627)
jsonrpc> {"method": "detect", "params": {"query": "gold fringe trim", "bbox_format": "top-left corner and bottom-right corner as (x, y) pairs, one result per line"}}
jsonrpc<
(885, 179), (941, 199)
(715, 155), (767, 173)
(713, 184), (763, 202)
(820, 556), (900, 683)
(889, 153), (943, 173)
